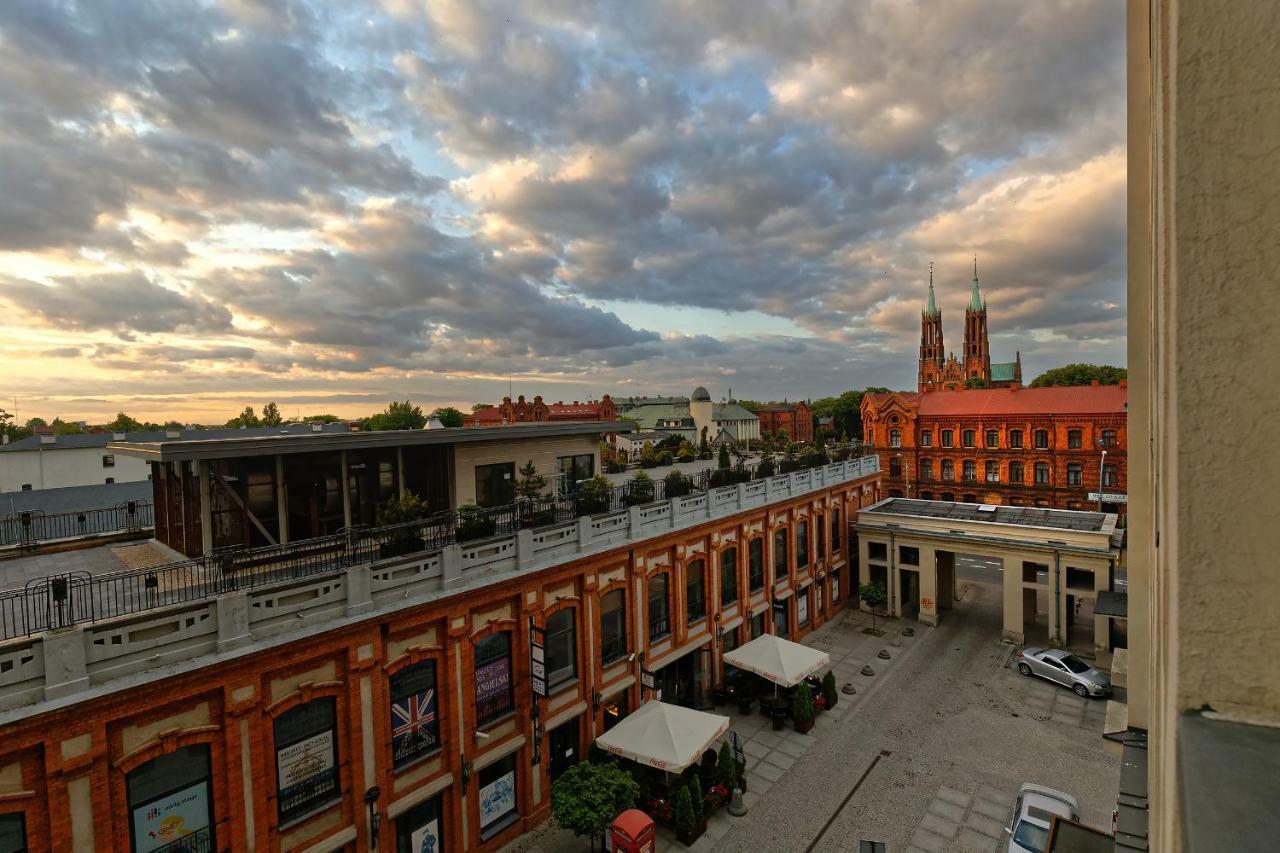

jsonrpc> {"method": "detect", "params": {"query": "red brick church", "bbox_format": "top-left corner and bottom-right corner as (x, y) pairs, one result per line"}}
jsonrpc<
(918, 260), (1023, 391)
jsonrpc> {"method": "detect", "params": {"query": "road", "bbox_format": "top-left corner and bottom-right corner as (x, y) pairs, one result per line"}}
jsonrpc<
(712, 581), (1119, 852)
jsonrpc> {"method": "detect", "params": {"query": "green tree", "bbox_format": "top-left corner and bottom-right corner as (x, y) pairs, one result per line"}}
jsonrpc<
(822, 671), (839, 710)
(551, 762), (641, 853)
(735, 399), (764, 413)
(105, 412), (143, 433)
(515, 460), (547, 500)
(809, 387), (892, 441)
(699, 426), (710, 458)
(0, 409), (31, 442)
(674, 786), (695, 835)
(624, 471), (655, 506)
(50, 417), (83, 435)
(716, 742), (738, 793)
(688, 776), (705, 821)
(859, 581), (888, 634)
(718, 442), (731, 469)
(793, 682), (816, 728)
(430, 406), (464, 428)
(964, 376), (989, 389)
(24, 417), (47, 430)
(226, 406), (261, 428)
(261, 402), (283, 426)
(297, 413), (341, 424)
(574, 475), (615, 515)
(1030, 363), (1128, 387)
(364, 401), (425, 431)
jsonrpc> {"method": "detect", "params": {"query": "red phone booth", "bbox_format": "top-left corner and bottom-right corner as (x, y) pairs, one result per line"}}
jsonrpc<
(610, 808), (656, 853)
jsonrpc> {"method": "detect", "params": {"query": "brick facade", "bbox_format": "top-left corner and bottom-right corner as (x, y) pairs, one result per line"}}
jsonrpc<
(0, 475), (879, 853)
(465, 395), (617, 427)
(755, 402), (813, 443)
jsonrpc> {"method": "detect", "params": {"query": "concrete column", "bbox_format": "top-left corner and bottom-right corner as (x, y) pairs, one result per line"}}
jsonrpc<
(340, 450), (353, 529)
(441, 544), (462, 589)
(1002, 557), (1026, 644)
(1047, 554), (1064, 648)
(628, 505), (643, 536)
(577, 516), (593, 549)
(359, 673), (376, 810)
(42, 627), (88, 700)
(917, 544), (939, 626)
(275, 454), (289, 545)
(397, 446), (407, 499)
(516, 528), (535, 570)
(667, 497), (680, 530)
(736, 482), (747, 510)
(216, 591), (251, 652)
(198, 460), (214, 555)
(346, 564), (373, 616)
(67, 774), (96, 852)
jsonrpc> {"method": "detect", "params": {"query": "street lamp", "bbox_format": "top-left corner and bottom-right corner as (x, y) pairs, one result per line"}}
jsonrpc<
(1097, 440), (1109, 511)
(894, 453), (911, 497)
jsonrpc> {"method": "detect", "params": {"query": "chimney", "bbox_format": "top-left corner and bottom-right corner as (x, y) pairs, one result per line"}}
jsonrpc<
(311, 422), (323, 433)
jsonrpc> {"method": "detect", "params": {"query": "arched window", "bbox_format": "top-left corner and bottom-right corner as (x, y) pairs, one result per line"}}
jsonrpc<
(889, 429), (902, 447)
(1101, 429), (1118, 448)
(748, 538), (765, 591)
(1034, 429), (1050, 449)
(720, 547), (738, 606)
(985, 430), (999, 448)
(600, 589), (627, 664)
(920, 459), (933, 481)
(1068, 429), (1082, 449)
(985, 460), (999, 482)
(962, 429), (976, 448)
(962, 460), (976, 481)
(128, 744), (215, 850)
(1103, 464), (1118, 487)
(275, 698), (340, 822)
(686, 560), (706, 623)
(545, 608), (577, 688)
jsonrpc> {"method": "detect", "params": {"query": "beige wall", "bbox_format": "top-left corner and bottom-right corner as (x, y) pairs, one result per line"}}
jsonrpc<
(451, 434), (600, 505)
(1133, 1), (1280, 849)
(0, 446), (150, 492)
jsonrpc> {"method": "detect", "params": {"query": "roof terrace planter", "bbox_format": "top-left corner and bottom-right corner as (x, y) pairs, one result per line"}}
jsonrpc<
(455, 505), (499, 543)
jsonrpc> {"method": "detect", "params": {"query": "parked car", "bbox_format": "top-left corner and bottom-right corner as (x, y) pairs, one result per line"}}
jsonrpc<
(1005, 783), (1080, 853)
(1017, 647), (1111, 697)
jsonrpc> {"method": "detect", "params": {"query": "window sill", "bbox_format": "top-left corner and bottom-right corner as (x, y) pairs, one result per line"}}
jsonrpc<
(476, 710), (517, 733)
(481, 810), (521, 842)
(548, 676), (578, 697)
(393, 746), (444, 775)
(601, 653), (628, 668)
(278, 796), (343, 832)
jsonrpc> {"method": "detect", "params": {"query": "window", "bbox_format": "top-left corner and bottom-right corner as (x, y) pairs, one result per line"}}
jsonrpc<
(940, 459), (955, 481)
(105, 477), (115, 485)
(1101, 429), (1118, 448)
(941, 429), (954, 448)
(797, 520), (809, 568)
(102, 454), (115, 468)
(797, 590), (810, 627)
(648, 574), (670, 639)
(962, 429), (976, 448)
(1034, 429), (1049, 449)
(1010, 461), (1024, 483)
(899, 546), (919, 565)
(985, 430), (999, 448)
(1035, 462), (1050, 484)
(832, 567), (841, 602)
(751, 611), (766, 639)
(20, 484), (31, 491)
(275, 699), (339, 824)
(474, 633), (514, 726)
(920, 430), (932, 447)
(600, 590), (627, 664)
(816, 517), (825, 560)
(0, 814), (24, 853)
(395, 793), (443, 853)
(889, 429), (901, 447)
(1068, 430), (1082, 449)
(920, 459), (933, 481)
(962, 460), (976, 481)
(831, 510), (841, 552)
(1009, 429), (1023, 449)
(686, 560), (706, 623)
(720, 547), (738, 606)
(986, 460), (999, 482)
(868, 541), (887, 561)
(557, 454), (594, 488)
(1067, 463), (1083, 486)
(1103, 465), (1118, 488)
(889, 456), (902, 477)
(544, 609), (577, 688)
(474, 462), (515, 508)
(128, 744), (215, 851)
(748, 538), (765, 591)
(478, 754), (519, 839)
(390, 661), (440, 768)
(774, 529), (789, 580)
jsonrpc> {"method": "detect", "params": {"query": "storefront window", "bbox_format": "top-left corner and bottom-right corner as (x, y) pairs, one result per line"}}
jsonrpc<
(545, 609), (577, 688)
(600, 590), (627, 664)
(774, 529), (789, 580)
(390, 661), (440, 768)
(774, 600), (789, 637)
(602, 693), (628, 733)
(474, 462), (515, 507)
(0, 814), (23, 853)
(395, 794), (443, 853)
(474, 633), (514, 726)
(720, 547), (738, 606)
(275, 699), (340, 824)
(478, 754), (519, 839)
(127, 744), (215, 853)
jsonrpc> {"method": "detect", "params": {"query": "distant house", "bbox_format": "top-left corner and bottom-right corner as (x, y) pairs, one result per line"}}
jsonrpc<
(755, 401), (814, 443)
(618, 387), (760, 446)
(464, 395), (617, 427)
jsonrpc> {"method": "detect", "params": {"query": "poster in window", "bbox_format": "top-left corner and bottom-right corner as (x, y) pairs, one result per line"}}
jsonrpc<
(276, 729), (335, 803)
(797, 590), (809, 624)
(391, 687), (438, 763)
(131, 781), (211, 853)
(474, 657), (511, 717)
(409, 818), (441, 853)
(479, 769), (516, 828)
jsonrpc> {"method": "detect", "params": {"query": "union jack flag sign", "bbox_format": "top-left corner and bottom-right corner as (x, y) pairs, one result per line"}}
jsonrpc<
(391, 689), (438, 761)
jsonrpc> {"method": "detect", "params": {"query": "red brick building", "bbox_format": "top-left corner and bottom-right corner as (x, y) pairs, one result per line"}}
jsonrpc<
(755, 401), (814, 443)
(862, 383), (1127, 512)
(918, 262), (1023, 392)
(464, 395), (617, 427)
(0, 452), (880, 852)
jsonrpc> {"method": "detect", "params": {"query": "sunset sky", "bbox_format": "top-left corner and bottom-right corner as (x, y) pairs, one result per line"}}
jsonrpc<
(0, 0), (1125, 424)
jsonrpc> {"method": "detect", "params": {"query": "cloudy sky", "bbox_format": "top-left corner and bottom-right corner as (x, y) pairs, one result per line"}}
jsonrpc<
(0, 0), (1125, 423)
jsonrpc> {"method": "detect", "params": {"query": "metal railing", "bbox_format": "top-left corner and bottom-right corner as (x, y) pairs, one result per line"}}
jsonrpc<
(1, 501), (152, 550)
(0, 454), (878, 641)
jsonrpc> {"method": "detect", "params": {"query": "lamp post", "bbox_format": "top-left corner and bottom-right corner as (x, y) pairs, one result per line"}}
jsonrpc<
(894, 454), (911, 497)
(1097, 442), (1109, 511)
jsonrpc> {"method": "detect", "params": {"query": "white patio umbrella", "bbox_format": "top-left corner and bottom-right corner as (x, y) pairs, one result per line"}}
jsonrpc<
(722, 633), (831, 689)
(595, 700), (730, 771)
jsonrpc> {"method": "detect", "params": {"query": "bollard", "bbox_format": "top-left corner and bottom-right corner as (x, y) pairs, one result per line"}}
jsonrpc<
(728, 785), (748, 816)
(878, 649), (891, 660)
(841, 683), (857, 695)
(861, 665), (876, 676)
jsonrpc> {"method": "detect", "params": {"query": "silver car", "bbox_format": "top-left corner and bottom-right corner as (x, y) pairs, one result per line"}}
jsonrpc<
(1017, 647), (1111, 698)
(1005, 783), (1080, 853)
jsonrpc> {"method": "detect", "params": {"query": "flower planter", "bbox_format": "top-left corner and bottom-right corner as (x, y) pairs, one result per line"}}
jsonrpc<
(794, 716), (815, 734)
(677, 821), (706, 846)
(737, 695), (754, 716)
(771, 710), (787, 731)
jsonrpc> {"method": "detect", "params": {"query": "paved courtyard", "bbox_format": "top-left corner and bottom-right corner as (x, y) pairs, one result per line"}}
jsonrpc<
(507, 580), (1119, 853)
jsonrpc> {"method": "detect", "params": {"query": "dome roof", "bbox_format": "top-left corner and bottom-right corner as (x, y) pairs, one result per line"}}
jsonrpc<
(691, 386), (711, 401)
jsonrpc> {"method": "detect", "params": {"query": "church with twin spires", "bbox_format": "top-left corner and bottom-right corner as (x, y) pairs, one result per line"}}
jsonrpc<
(918, 260), (1022, 392)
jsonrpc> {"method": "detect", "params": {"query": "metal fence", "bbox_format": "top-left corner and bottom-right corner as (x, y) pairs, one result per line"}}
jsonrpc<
(0, 451), (870, 641)
(0, 501), (152, 550)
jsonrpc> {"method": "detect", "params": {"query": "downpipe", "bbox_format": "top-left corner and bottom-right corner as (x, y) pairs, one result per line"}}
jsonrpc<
(1052, 549), (1062, 648)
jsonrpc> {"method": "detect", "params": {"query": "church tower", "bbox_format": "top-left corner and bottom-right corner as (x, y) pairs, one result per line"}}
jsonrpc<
(962, 257), (991, 384)
(918, 264), (946, 391)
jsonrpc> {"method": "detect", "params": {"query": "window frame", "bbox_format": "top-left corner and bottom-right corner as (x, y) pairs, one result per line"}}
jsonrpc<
(1009, 429), (1024, 449)
(1009, 461), (1024, 484)
(962, 429), (976, 448)
(1034, 462), (1051, 484)
(962, 459), (976, 482)
(1067, 463), (1083, 486)
(748, 538), (765, 592)
(127, 744), (216, 852)
(474, 462), (515, 508)
(985, 460), (999, 482)
(274, 698), (340, 825)
(685, 559), (706, 624)
(1103, 464), (1118, 488)
(390, 660), (442, 769)
(648, 573), (670, 640)
(544, 608), (577, 689)
(797, 520), (809, 568)
(773, 528), (789, 581)
(940, 459), (955, 481)
(599, 589), (627, 665)
(941, 429), (954, 448)
(985, 430), (999, 448)
(1067, 430), (1082, 449)
(477, 753), (519, 839)
(719, 547), (738, 607)
(473, 632), (515, 727)
(1034, 429), (1050, 450)
(1101, 429), (1118, 448)
(102, 454), (115, 468)
(920, 430), (932, 447)
(556, 454), (594, 488)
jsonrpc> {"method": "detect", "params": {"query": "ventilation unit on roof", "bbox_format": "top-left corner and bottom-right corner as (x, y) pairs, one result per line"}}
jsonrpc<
(978, 504), (997, 512)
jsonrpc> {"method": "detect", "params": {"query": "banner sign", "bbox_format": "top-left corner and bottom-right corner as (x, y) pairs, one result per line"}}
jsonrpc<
(479, 770), (516, 829)
(530, 627), (547, 698)
(1087, 492), (1128, 504)
(132, 781), (211, 853)
(475, 658), (512, 719)
(640, 668), (656, 690)
(276, 730), (337, 812)
(409, 818), (441, 853)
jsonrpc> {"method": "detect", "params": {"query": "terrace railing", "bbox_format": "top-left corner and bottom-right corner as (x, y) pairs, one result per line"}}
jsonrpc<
(0, 501), (152, 550)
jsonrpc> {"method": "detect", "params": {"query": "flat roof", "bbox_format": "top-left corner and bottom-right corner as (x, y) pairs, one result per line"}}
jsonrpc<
(861, 497), (1113, 533)
(109, 420), (633, 463)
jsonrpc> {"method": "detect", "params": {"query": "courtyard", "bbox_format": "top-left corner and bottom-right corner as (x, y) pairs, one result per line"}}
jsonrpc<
(505, 578), (1119, 853)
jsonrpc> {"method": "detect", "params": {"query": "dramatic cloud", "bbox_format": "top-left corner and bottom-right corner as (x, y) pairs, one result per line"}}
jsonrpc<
(0, 0), (1126, 422)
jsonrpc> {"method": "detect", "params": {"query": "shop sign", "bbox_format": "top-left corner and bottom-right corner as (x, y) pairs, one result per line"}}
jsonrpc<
(640, 668), (656, 690)
(132, 781), (210, 853)
(1087, 492), (1128, 504)
(530, 627), (547, 698)
(276, 730), (335, 804)
(475, 659), (512, 707)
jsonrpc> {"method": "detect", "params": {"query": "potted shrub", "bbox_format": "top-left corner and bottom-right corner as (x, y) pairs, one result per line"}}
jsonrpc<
(664, 471), (690, 498)
(623, 471), (655, 506)
(374, 491), (430, 558)
(575, 475), (615, 515)
(822, 671), (839, 710)
(455, 503), (497, 542)
(793, 683), (816, 734)
(674, 787), (700, 846)
(716, 742), (738, 797)
(688, 777), (707, 835)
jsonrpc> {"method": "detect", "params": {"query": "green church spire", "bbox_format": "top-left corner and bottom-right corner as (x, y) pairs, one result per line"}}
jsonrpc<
(968, 255), (984, 311)
(924, 262), (939, 317)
